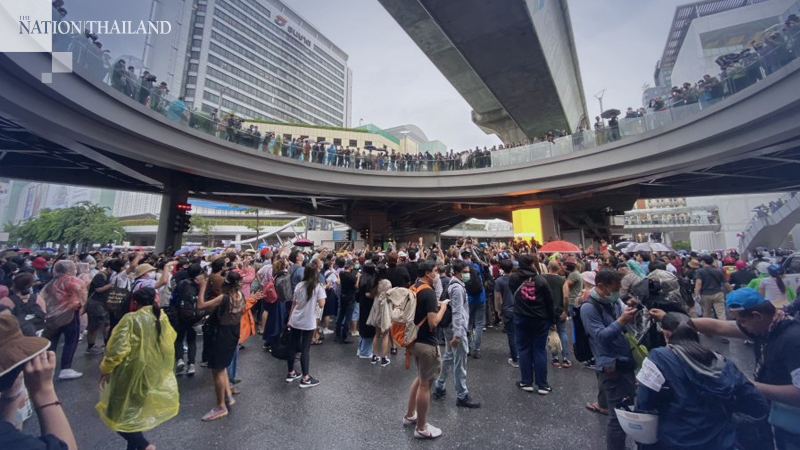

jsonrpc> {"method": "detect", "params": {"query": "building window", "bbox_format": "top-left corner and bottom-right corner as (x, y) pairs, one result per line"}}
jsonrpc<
(188, 63), (199, 73)
(192, 39), (203, 48)
(186, 75), (198, 85)
(196, 4), (206, 11)
(364, 141), (373, 147)
(283, 134), (292, 141)
(317, 136), (326, 143)
(349, 139), (357, 147)
(185, 88), (196, 97)
(333, 138), (342, 146)
(299, 135), (308, 141)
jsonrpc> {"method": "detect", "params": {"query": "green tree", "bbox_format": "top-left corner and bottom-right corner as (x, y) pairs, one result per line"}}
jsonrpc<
(7, 202), (124, 250)
(672, 240), (692, 251)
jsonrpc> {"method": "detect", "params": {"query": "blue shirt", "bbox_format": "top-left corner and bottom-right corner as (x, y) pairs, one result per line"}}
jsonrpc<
(580, 293), (632, 372)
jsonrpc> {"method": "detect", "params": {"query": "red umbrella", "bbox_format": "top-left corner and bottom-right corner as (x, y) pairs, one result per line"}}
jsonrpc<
(538, 240), (582, 253)
(293, 238), (314, 247)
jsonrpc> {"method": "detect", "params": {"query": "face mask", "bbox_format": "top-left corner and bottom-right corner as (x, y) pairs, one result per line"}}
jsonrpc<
(24, 261), (32, 268)
(603, 291), (621, 303)
(462, 273), (471, 283)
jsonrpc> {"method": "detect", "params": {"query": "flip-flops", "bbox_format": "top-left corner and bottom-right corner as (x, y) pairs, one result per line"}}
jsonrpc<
(585, 403), (609, 415)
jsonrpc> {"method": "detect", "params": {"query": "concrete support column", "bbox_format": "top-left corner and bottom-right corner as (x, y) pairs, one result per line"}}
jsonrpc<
(155, 187), (188, 254)
(540, 205), (559, 242)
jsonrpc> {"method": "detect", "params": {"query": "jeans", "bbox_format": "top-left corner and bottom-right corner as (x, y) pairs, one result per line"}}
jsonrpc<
(336, 295), (355, 340)
(226, 344), (239, 382)
(118, 431), (149, 450)
(288, 329), (313, 376)
(358, 337), (373, 357)
(503, 313), (518, 362)
(514, 316), (549, 387)
(45, 311), (80, 370)
(434, 329), (470, 400)
(599, 367), (636, 450)
(468, 302), (486, 352)
(553, 319), (569, 360)
(174, 320), (197, 364)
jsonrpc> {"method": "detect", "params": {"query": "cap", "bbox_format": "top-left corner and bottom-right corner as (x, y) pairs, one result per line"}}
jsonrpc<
(0, 315), (50, 377)
(726, 288), (768, 311)
(734, 260), (747, 270)
(32, 257), (47, 270)
(133, 263), (156, 278)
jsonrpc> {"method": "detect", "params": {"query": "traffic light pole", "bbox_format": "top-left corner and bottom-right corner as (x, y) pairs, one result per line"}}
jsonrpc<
(155, 187), (189, 254)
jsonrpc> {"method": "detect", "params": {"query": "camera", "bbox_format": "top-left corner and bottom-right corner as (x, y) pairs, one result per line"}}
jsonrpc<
(145, 74), (157, 82)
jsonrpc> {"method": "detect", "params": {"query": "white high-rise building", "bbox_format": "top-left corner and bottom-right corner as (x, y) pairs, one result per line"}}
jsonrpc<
(146, 0), (353, 127)
(112, 192), (162, 217)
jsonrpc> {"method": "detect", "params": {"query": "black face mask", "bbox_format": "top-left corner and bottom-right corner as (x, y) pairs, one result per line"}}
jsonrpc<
(20, 289), (32, 296)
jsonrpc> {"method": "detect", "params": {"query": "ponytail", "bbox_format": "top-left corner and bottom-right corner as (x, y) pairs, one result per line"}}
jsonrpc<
(774, 275), (786, 294)
(152, 302), (162, 341)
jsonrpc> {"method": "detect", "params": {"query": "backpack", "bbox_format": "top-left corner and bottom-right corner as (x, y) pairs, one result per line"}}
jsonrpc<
(105, 274), (131, 317)
(465, 264), (483, 296)
(275, 273), (292, 303)
(387, 285), (427, 369)
(177, 279), (201, 323)
(572, 303), (594, 363)
(9, 293), (46, 337)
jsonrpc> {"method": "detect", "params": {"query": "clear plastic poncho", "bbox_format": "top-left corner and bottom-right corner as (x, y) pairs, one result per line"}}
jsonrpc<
(96, 306), (179, 432)
(41, 260), (87, 328)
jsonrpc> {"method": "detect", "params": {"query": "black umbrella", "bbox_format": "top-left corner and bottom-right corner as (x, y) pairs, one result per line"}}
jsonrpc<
(601, 109), (621, 119)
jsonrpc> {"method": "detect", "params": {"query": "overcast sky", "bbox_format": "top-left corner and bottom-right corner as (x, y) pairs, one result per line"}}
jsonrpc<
(66, 0), (687, 150)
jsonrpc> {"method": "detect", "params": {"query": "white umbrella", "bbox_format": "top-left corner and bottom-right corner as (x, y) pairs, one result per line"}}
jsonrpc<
(615, 241), (634, 249)
(628, 242), (672, 253)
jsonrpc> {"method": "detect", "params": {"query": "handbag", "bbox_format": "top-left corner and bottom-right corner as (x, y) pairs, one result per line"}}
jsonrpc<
(269, 327), (293, 361)
(769, 401), (800, 435)
(547, 329), (562, 356)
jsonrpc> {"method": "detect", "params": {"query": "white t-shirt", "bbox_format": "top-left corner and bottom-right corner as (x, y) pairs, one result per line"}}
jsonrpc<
(288, 282), (326, 331)
(759, 277), (788, 304)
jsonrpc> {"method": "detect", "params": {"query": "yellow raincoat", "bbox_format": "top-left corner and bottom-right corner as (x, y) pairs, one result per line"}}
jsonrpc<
(96, 306), (179, 432)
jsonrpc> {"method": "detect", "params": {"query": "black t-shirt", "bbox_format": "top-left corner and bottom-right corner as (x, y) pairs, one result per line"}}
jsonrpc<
(406, 262), (419, 284)
(340, 271), (357, 298)
(542, 274), (566, 318)
(740, 319), (800, 387)
(413, 282), (439, 346)
(387, 265), (411, 288)
(729, 269), (756, 290)
(697, 267), (725, 295)
(89, 272), (110, 302)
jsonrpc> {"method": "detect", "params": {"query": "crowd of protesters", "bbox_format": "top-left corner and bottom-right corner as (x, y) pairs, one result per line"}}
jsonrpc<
(1, 233), (799, 448)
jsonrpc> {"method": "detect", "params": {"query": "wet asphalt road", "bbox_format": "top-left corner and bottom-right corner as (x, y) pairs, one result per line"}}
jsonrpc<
(26, 323), (755, 450)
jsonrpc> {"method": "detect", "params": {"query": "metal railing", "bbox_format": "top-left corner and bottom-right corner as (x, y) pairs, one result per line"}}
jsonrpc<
(61, 27), (800, 174)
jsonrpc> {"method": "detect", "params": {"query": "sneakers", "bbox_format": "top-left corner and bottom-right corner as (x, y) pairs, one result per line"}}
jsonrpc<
(472, 350), (481, 360)
(285, 371), (301, 383)
(322, 328), (334, 335)
(380, 357), (391, 367)
(551, 357), (561, 368)
(186, 364), (196, 376)
(561, 359), (572, 369)
(201, 406), (228, 421)
(299, 376), (320, 389)
(85, 345), (104, 355)
(225, 395), (236, 406)
(507, 358), (519, 368)
(517, 382), (534, 392)
(371, 355), (380, 365)
(537, 385), (553, 395)
(357, 354), (372, 359)
(456, 395), (481, 408)
(414, 423), (443, 439)
(58, 369), (83, 380)
(432, 388), (446, 400)
(175, 359), (186, 374)
(402, 413), (418, 426)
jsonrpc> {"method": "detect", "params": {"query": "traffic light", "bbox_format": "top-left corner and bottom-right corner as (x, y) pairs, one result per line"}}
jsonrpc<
(360, 228), (370, 241)
(174, 203), (192, 233)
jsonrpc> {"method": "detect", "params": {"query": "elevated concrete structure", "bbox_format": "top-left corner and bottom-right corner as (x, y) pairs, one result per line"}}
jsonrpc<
(378, 0), (588, 143)
(740, 194), (800, 253)
(1, 52), (800, 242)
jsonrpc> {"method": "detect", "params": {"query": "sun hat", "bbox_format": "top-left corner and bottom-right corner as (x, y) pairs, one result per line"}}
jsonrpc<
(133, 263), (156, 279)
(0, 314), (50, 377)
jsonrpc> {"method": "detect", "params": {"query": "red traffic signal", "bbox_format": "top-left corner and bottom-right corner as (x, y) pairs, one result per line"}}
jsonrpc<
(176, 203), (192, 211)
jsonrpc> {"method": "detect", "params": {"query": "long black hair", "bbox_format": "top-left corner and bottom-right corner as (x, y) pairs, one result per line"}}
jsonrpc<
(131, 287), (162, 341)
(302, 262), (320, 301)
(663, 313), (715, 366)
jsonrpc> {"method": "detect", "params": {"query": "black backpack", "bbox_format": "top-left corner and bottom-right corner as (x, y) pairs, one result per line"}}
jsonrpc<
(9, 293), (46, 337)
(465, 264), (484, 296)
(177, 279), (201, 323)
(572, 302), (595, 363)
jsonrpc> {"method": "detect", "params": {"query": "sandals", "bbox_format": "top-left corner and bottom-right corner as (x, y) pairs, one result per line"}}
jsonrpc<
(311, 339), (324, 345)
(585, 402), (609, 415)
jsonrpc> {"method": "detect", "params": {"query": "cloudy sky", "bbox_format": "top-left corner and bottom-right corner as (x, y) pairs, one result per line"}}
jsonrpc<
(66, 0), (687, 150)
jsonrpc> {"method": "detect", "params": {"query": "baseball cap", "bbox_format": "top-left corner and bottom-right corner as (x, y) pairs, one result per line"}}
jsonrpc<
(734, 260), (747, 270)
(726, 288), (768, 311)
